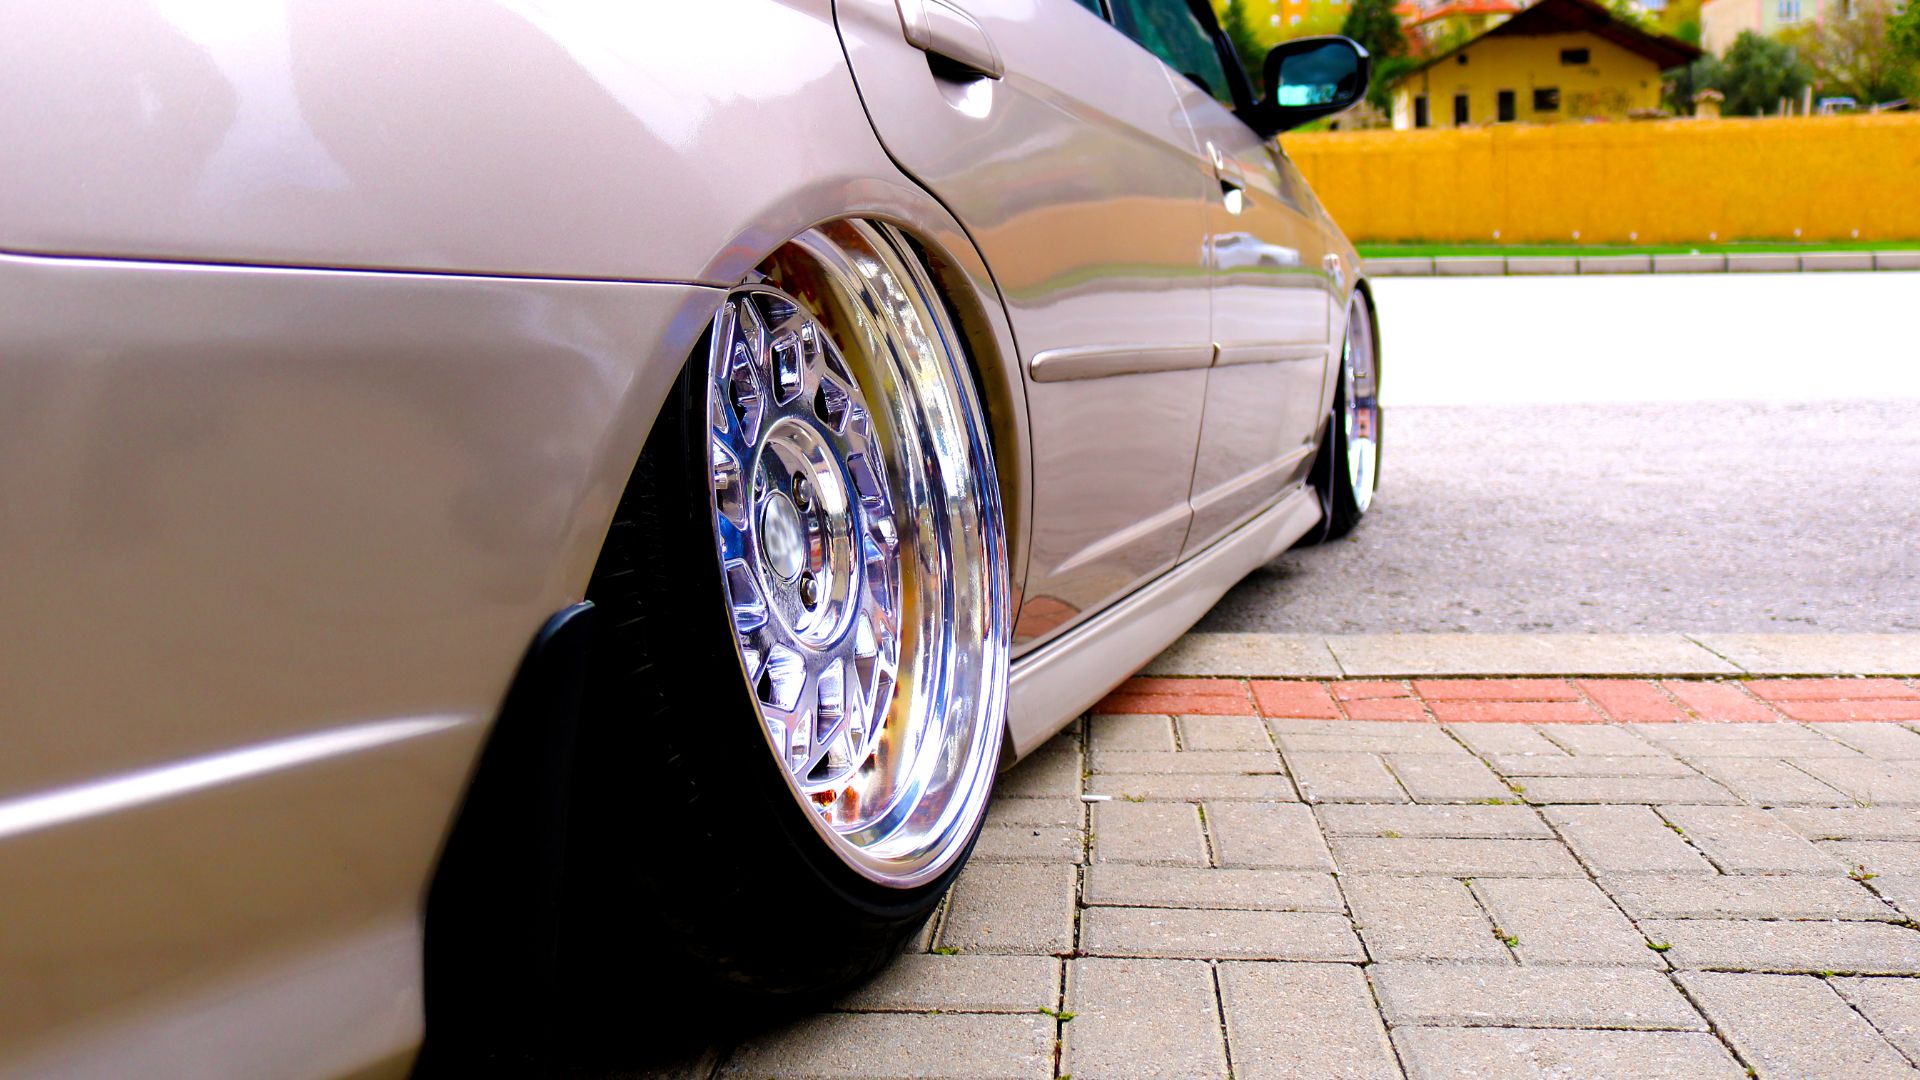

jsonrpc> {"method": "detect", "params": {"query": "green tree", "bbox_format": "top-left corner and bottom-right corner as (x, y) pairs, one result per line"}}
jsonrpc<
(1783, 0), (1919, 104)
(1665, 52), (1726, 112)
(1717, 30), (1812, 113)
(1219, 0), (1266, 87)
(1888, 0), (1920, 65)
(1340, 0), (1408, 108)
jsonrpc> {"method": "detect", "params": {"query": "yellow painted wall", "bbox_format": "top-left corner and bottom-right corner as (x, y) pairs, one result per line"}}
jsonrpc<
(1280, 113), (1920, 243)
(1390, 32), (1666, 128)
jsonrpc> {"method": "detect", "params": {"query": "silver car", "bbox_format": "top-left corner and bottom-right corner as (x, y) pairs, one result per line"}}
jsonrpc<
(0, 1), (1378, 1075)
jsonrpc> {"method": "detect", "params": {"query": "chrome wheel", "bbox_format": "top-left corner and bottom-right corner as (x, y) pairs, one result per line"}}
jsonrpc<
(703, 221), (1008, 888)
(1341, 297), (1380, 513)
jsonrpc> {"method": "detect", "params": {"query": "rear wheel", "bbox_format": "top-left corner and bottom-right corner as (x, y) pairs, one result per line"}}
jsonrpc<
(1307, 291), (1381, 542)
(563, 221), (1009, 1021)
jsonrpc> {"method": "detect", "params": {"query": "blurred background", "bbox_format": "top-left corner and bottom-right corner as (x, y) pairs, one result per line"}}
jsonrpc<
(1198, 0), (1920, 639)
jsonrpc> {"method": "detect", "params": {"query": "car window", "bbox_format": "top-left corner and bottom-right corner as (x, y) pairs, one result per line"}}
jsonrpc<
(1108, 0), (1235, 109)
(1066, 0), (1106, 13)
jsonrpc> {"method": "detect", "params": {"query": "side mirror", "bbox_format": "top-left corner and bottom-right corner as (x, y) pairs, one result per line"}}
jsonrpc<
(1248, 36), (1371, 136)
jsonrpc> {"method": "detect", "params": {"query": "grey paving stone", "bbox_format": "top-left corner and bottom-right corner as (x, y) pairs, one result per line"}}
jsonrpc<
(996, 736), (1081, 798)
(1580, 254), (1654, 274)
(1219, 963), (1401, 1079)
(1490, 753), (1694, 777)
(1726, 252), (1801, 273)
(1331, 837), (1583, 877)
(1446, 724), (1567, 757)
(1372, 963), (1706, 1029)
(1506, 255), (1578, 275)
(1207, 802), (1336, 870)
(1796, 759), (1920, 806)
(1092, 801), (1207, 866)
(1091, 749), (1282, 775)
(938, 862), (1075, 955)
(1600, 873), (1898, 921)
(1879, 252), (1920, 272)
(1177, 714), (1273, 751)
(1081, 864), (1344, 912)
(836, 954), (1061, 1013)
(1363, 256), (1433, 277)
(1089, 772), (1298, 802)
(1659, 804), (1839, 873)
(1385, 753), (1512, 802)
(1064, 958), (1227, 1080)
(1813, 722), (1920, 760)
(1691, 633), (1920, 676)
(973, 823), (1084, 864)
(1078, 906), (1363, 961)
(1776, 807), (1920, 841)
(1635, 723), (1860, 758)
(1517, 775), (1738, 805)
(1834, 977), (1920, 1067)
(1824, 841), (1920, 878)
(719, 1012), (1055, 1079)
(1536, 723), (1662, 756)
(1653, 252), (1727, 273)
(1434, 256), (1504, 277)
(1140, 632), (1341, 678)
(1642, 918), (1920, 974)
(986, 796), (1083, 829)
(1545, 805), (1715, 874)
(1471, 877), (1664, 967)
(1341, 874), (1511, 963)
(1868, 876), (1920, 920)
(1326, 632), (1735, 677)
(1392, 1027), (1744, 1080)
(1088, 713), (1176, 752)
(1690, 757), (1854, 805)
(1271, 719), (1465, 755)
(1677, 971), (1920, 1079)
(1801, 251), (1876, 271)
(1315, 804), (1551, 839)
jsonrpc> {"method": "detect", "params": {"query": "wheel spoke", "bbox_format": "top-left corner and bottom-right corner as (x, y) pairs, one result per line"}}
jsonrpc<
(699, 226), (1008, 885)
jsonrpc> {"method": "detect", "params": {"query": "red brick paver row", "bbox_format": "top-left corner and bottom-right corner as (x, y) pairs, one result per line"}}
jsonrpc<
(1093, 676), (1920, 724)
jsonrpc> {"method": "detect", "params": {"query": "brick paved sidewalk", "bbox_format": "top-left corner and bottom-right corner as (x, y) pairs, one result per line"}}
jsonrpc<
(698, 676), (1920, 1079)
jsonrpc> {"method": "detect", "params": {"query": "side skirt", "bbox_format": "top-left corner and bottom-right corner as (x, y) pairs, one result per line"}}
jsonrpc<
(1002, 484), (1322, 759)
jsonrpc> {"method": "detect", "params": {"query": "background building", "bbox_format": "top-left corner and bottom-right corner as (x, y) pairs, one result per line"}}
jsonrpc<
(1699, 0), (1840, 54)
(1388, 0), (1702, 126)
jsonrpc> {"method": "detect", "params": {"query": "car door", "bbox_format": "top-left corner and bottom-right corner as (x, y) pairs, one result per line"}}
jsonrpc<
(834, 0), (1216, 651)
(1137, 4), (1340, 555)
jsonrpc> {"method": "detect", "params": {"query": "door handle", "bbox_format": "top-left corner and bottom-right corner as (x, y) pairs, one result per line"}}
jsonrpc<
(894, 0), (1003, 79)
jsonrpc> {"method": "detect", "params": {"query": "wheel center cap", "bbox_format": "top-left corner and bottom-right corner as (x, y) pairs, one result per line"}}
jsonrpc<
(760, 491), (807, 582)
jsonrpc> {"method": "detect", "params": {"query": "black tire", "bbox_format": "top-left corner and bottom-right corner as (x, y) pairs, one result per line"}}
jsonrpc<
(1303, 290), (1381, 544)
(559, 350), (968, 1016)
(554, 227), (1007, 1054)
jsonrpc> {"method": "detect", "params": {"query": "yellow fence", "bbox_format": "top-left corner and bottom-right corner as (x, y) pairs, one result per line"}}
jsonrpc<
(1282, 114), (1920, 245)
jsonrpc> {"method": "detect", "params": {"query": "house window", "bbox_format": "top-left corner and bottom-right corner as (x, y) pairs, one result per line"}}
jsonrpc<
(1777, 0), (1801, 18)
(1414, 95), (1430, 127)
(1533, 87), (1560, 112)
(1560, 48), (1590, 65)
(1454, 93), (1470, 125)
(1497, 90), (1516, 121)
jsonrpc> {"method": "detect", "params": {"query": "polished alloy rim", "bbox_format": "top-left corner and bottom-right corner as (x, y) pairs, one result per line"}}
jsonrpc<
(704, 221), (1008, 888)
(1342, 298), (1379, 511)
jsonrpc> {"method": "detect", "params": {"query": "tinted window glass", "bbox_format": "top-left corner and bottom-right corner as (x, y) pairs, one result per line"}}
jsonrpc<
(1068, 0), (1106, 13)
(1109, 0), (1234, 107)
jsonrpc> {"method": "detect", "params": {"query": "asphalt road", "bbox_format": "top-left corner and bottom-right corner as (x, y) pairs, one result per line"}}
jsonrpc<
(1199, 273), (1920, 634)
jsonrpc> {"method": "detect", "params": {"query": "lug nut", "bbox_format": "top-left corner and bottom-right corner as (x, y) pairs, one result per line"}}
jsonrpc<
(799, 572), (819, 606)
(792, 477), (811, 510)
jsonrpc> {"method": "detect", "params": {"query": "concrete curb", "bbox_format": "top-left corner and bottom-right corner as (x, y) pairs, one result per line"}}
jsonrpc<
(1142, 632), (1920, 679)
(1363, 252), (1920, 278)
